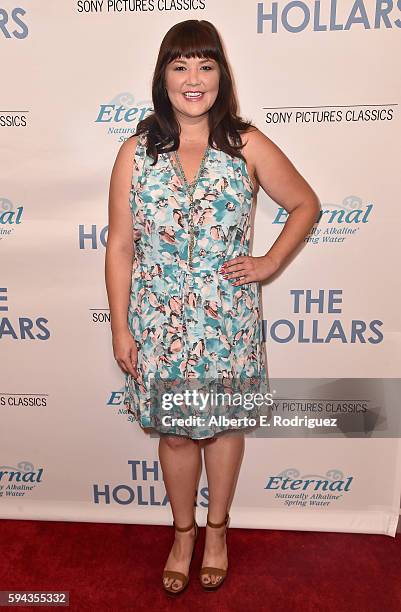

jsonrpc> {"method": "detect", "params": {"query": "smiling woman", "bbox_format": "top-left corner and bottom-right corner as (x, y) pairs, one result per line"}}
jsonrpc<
(105, 18), (319, 599)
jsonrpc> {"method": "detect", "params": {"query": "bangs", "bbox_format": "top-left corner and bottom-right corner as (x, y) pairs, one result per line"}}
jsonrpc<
(163, 23), (221, 64)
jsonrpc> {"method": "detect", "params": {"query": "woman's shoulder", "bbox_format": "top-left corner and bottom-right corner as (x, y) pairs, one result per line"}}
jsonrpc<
(117, 131), (148, 157)
(239, 126), (271, 150)
(238, 127), (278, 167)
(235, 128), (262, 195)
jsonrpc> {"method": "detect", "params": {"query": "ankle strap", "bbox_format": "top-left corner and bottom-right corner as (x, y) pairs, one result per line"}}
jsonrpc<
(173, 519), (196, 532)
(206, 513), (229, 528)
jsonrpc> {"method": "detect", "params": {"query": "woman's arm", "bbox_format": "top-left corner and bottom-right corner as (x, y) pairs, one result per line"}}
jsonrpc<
(105, 136), (137, 333)
(221, 128), (321, 285)
(250, 127), (320, 268)
(105, 137), (138, 377)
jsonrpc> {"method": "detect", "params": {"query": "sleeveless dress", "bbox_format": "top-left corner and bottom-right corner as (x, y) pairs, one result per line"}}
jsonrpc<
(123, 131), (271, 439)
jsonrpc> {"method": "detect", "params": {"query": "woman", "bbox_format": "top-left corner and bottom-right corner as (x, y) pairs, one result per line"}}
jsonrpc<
(105, 19), (320, 596)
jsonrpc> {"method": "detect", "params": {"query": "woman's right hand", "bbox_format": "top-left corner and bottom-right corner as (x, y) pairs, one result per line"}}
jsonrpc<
(112, 329), (138, 378)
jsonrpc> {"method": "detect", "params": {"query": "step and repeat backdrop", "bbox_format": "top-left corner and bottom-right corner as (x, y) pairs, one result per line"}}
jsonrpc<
(1, 1), (401, 536)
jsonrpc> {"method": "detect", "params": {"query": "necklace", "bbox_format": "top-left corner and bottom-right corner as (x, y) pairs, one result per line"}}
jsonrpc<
(171, 144), (210, 268)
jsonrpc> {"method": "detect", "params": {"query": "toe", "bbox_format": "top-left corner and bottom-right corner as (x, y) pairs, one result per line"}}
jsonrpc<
(172, 579), (182, 590)
(164, 576), (182, 590)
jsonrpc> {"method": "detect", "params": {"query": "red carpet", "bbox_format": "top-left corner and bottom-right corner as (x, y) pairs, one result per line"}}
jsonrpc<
(0, 519), (400, 611)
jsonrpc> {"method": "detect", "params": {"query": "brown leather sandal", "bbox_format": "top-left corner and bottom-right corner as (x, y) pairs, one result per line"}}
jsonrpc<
(162, 518), (199, 597)
(199, 513), (230, 591)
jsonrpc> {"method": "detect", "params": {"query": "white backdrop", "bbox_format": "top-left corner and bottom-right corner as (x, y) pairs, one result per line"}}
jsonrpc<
(1, 1), (401, 536)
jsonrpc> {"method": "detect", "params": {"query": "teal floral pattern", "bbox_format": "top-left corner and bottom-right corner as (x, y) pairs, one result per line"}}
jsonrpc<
(123, 131), (270, 438)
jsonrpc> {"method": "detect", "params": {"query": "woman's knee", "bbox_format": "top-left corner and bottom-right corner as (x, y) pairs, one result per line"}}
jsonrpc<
(162, 435), (196, 450)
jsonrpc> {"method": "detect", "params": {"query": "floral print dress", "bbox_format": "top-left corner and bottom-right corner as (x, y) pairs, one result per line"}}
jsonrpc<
(123, 131), (270, 439)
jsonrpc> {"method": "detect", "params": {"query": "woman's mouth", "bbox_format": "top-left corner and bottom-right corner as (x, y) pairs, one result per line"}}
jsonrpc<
(183, 92), (204, 101)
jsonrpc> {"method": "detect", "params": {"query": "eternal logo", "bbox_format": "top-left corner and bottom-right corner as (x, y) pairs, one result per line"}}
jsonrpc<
(0, 462), (43, 484)
(95, 92), (153, 141)
(0, 198), (23, 240)
(274, 197), (373, 245)
(273, 201), (373, 225)
(265, 473), (353, 492)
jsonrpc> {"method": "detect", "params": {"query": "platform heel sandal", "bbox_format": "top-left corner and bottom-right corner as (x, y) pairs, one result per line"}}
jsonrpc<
(162, 518), (199, 597)
(199, 513), (230, 591)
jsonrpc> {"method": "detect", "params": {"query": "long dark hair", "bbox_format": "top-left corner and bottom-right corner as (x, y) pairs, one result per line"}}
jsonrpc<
(133, 19), (255, 165)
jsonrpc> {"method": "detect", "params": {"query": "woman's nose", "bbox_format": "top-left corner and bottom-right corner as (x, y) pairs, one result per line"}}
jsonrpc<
(186, 70), (201, 85)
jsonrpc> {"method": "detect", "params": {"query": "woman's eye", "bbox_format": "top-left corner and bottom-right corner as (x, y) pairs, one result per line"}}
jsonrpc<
(172, 65), (213, 71)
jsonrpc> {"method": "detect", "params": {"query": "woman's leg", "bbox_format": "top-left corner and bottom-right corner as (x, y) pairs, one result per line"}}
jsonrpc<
(201, 432), (245, 585)
(159, 435), (202, 591)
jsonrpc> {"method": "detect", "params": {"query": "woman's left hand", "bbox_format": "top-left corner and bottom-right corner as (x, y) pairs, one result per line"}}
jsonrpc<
(220, 254), (280, 286)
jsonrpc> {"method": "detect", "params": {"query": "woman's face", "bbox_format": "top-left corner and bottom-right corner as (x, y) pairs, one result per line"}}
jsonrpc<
(164, 55), (220, 121)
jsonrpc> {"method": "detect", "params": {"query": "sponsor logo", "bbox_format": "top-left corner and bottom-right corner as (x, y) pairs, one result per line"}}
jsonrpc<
(76, 0), (206, 14)
(274, 196), (373, 245)
(95, 92), (153, 142)
(263, 104), (396, 125)
(265, 468), (353, 507)
(0, 198), (24, 240)
(0, 462), (43, 498)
